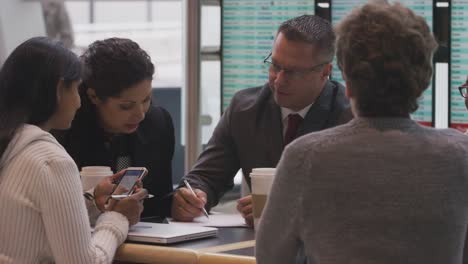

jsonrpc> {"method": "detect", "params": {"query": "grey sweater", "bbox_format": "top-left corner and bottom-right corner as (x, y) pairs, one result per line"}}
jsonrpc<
(256, 118), (468, 264)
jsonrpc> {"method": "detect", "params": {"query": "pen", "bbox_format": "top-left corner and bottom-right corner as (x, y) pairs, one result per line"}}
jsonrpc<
(184, 180), (209, 218)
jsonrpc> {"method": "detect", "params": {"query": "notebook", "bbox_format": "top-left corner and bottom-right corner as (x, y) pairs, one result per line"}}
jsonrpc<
(126, 222), (218, 244)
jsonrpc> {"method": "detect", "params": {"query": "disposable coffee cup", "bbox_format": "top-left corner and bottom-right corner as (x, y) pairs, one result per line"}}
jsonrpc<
(250, 168), (276, 230)
(80, 166), (113, 191)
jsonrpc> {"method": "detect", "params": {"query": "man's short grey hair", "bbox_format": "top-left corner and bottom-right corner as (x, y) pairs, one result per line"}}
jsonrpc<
(277, 15), (335, 62)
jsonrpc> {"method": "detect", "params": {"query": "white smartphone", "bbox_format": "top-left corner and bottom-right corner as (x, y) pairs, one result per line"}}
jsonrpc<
(111, 167), (148, 198)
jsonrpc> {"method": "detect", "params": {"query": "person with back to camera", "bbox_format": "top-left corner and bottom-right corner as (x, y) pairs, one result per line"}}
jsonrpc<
(0, 37), (147, 263)
(55, 38), (175, 219)
(172, 14), (353, 226)
(256, 3), (468, 263)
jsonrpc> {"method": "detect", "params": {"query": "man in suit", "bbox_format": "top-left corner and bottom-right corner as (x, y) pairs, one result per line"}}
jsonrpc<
(172, 15), (353, 225)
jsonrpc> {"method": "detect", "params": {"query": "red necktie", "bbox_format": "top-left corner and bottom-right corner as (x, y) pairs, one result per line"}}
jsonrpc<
(284, 114), (303, 146)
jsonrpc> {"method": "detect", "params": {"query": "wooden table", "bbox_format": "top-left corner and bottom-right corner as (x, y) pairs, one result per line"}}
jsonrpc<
(114, 227), (256, 264)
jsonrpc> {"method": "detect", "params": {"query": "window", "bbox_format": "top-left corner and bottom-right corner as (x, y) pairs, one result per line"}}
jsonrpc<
(66, 0), (183, 88)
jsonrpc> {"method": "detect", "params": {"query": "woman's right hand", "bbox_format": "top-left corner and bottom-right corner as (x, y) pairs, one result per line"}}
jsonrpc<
(110, 188), (148, 225)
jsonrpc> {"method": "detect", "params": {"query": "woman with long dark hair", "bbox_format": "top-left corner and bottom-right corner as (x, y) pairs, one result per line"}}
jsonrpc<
(0, 37), (146, 263)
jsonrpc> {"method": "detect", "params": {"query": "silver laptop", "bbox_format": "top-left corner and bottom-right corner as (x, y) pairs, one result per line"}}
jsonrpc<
(126, 222), (218, 244)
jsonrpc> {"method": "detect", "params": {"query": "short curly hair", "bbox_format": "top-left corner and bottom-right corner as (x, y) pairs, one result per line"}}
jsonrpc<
(80, 37), (154, 99)
(336, 3), (437, 117)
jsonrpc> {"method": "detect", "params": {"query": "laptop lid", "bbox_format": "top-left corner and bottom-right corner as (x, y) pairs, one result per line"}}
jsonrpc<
(127, 222), (218, 244)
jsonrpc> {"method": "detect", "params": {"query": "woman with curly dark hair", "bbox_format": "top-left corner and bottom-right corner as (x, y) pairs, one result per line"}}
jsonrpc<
(256, 3), (468, 263)
(56, 38), (174, 218)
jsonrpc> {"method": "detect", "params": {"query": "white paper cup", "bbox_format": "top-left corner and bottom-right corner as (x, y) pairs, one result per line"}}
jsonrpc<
(80, 166), (113, 191)
(250, 168), (275, 230)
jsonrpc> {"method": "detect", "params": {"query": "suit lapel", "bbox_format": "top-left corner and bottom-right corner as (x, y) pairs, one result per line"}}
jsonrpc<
(260, 85), (284, 165)
(299, 80), (335, 136)
(270, 100), (284, 164)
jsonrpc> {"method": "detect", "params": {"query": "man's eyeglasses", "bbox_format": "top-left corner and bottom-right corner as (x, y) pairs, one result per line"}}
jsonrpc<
(459, 83), (468, 98)
(263, 52), (330, 79)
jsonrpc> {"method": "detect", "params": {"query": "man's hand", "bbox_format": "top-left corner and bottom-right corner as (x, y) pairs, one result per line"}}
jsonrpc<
(237, 195), (253, 227)
(172, 187), (207, 222)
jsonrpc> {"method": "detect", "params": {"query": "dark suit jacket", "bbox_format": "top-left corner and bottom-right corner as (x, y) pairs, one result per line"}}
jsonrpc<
(184, 80), (353, 210)
(56, 105), (175, 217)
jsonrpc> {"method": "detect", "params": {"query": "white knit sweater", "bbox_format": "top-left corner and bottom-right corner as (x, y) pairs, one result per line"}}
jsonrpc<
(0, 125), (129, 264)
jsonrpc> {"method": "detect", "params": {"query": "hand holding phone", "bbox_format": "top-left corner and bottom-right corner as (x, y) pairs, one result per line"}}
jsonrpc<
(111, 167), (148, 198)
(111, 188), (148, 225)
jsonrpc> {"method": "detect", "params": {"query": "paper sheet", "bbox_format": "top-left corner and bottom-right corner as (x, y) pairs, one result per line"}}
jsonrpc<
(169, 213), (248, 228)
